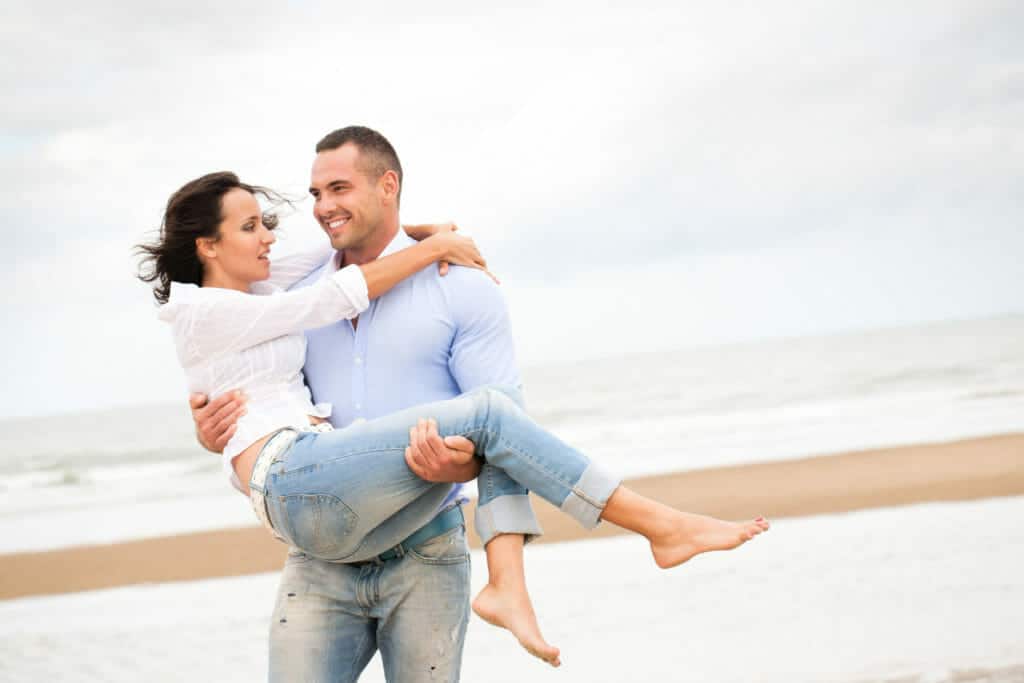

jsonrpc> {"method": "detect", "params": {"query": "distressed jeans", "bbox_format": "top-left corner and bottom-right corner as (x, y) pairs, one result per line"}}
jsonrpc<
(260, 384), (621, 681)
(270, 525), (472, 682)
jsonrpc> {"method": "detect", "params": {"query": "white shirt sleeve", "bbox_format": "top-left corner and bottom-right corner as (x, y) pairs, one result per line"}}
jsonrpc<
(181, 264), (368, 362)
(263, 244), (336, 291)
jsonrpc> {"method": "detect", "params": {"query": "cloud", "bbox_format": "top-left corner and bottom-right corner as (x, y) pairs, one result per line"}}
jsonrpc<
(1, 0), (1022, 415)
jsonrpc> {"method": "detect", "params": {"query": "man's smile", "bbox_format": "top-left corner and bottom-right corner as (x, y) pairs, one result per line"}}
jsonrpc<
(324, 215), (351, 231)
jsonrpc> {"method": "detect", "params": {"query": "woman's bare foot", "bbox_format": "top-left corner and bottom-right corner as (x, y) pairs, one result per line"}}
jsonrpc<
(649, 512), (770, 569)
(473, 583), (561, 667)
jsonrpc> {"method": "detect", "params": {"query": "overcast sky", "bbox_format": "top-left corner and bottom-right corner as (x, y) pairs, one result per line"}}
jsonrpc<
(1, 0), (1021, 418)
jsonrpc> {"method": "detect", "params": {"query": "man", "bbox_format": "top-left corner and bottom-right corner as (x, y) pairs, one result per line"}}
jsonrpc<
(190, 126), (543, 681)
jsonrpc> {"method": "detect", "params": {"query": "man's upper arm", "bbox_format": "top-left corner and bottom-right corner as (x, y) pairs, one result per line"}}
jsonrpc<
(445, 268), (521, 391)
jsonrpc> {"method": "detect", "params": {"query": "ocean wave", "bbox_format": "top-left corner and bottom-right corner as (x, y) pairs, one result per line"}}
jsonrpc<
(1, 456), (220, 493)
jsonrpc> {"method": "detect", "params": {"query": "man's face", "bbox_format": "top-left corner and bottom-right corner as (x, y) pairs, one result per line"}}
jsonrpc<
(309, 143), (389, 252)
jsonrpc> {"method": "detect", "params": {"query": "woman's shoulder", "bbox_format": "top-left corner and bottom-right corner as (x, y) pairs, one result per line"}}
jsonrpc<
(158, 281), (277, 322)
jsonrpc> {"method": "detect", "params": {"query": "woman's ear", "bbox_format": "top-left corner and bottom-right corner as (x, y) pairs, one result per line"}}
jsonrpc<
(195, 236), (217, 261)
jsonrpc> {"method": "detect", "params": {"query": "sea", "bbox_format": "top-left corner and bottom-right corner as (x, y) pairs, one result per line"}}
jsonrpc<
(0, 314), (1021, 554)
(1, 314), (1023, 682)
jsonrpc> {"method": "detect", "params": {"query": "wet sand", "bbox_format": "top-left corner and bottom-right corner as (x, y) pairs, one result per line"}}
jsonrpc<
(2, 432), (1021, 601)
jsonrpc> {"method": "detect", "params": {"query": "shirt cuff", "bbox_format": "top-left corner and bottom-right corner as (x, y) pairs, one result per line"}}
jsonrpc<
(329, 264), (370, 315)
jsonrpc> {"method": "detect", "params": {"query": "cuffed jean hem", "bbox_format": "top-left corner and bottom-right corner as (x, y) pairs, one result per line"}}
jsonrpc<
(560, 463), (622, 530)
(474, 494), (544, 547)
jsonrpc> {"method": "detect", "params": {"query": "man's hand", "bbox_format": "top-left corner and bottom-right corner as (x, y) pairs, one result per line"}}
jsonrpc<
(189, 391), (247, 454)
(405, 418), (481, 483)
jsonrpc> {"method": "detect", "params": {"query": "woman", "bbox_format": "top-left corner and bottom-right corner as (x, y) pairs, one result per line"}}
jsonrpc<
(139, 172), (769, 669)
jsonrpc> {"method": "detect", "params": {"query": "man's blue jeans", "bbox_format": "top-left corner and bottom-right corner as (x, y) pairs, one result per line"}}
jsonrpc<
(260, 385), (621, 680)
(269, 524), (472, 682)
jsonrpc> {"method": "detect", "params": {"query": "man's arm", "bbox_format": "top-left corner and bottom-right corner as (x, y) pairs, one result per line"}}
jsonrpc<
(404, 268), (519, 481)
(445, 267), (520, 390)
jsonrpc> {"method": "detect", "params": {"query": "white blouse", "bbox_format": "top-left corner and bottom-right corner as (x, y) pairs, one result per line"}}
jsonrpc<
(158, 246), (366, 492)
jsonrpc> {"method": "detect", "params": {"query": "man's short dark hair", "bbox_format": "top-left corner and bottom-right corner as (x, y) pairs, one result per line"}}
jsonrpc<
(316, 126), (403, 202)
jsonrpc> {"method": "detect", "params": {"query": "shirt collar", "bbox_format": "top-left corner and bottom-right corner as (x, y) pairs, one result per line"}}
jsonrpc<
(322, 226), (414, 275)
(166, 281), (200, 301)
(380, 228), (415, 257)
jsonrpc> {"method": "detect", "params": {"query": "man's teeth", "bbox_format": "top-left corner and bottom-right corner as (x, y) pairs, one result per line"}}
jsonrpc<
(328, 218), (349, 229)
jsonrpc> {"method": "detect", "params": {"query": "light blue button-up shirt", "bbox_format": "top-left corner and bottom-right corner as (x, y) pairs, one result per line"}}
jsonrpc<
(292, 229), (521, 509)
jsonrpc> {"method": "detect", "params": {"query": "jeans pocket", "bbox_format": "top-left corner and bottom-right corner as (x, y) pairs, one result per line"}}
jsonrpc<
(279, 494), (359, 559)
(408, 526), (470, 565)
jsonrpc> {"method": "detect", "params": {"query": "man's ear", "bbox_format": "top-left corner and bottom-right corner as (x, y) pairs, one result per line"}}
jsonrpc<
(379, 170), (400, 204)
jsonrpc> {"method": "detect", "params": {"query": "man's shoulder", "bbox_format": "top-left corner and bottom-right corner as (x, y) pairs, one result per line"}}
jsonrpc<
(436, 266), (506, 310)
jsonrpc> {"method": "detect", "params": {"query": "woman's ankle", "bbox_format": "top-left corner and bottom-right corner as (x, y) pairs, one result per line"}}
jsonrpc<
(601, 486), (674, 540)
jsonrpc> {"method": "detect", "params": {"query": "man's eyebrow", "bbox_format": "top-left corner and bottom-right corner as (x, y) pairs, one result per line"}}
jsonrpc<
(308, 179), (350, 194)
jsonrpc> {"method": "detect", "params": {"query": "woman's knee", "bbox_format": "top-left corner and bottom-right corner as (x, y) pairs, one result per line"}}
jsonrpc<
(480, 385), (526, 413)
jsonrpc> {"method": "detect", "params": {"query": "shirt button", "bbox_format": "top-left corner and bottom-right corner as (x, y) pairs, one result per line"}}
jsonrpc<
(355, 403), (362, 410)
(354, 357), (363, 365)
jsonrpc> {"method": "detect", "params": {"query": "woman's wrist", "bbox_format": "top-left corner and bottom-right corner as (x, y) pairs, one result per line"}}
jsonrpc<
(404, 222), (456, 242)
(420, 233), (449, 262)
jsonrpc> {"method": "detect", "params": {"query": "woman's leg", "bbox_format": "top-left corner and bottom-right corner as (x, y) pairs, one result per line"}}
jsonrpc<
(286, 384), (768, 566)
(413, 385), (767, 664)
(599, 485), (770, 568)
(416, 386), (769, 567)
(263, 426), (451, 563)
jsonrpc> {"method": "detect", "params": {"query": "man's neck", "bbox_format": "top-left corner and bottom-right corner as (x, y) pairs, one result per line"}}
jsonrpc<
(341, 218), (401, 267)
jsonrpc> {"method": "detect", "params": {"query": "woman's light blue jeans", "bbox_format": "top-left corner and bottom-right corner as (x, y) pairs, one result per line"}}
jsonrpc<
(258, 385), (621, 563)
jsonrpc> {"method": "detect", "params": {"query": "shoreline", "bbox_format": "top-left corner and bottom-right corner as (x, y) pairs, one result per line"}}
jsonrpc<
(2, 432), (1022, 601)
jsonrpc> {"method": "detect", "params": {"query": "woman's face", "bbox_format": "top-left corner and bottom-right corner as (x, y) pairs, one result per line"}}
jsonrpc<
(206, 188), (276, 285)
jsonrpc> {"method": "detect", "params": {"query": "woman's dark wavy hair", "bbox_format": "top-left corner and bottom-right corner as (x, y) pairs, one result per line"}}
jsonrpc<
(136, 171), (285, 304)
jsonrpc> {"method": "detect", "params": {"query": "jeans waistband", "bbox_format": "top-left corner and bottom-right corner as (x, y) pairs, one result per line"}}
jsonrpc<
(249, 424), (334, 540)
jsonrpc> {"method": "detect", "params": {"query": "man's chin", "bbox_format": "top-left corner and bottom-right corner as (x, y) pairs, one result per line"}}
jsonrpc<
(328, 235), (352, 251)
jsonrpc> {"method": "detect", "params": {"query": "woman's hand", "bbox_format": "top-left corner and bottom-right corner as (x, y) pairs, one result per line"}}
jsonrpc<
(425, 231), (499, 284)
(403, 222), (462, 277)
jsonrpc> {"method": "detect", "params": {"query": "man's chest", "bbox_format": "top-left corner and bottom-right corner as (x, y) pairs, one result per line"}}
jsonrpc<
(302, 277), (462, 423)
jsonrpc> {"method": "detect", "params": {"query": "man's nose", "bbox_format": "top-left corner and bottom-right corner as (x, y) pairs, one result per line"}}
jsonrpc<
(316, 196), (338, 217)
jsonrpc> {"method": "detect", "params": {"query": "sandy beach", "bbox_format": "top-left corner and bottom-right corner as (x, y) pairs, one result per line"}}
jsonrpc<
(2, 432), (1022, 601)
(3, 486), (1023, 682)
